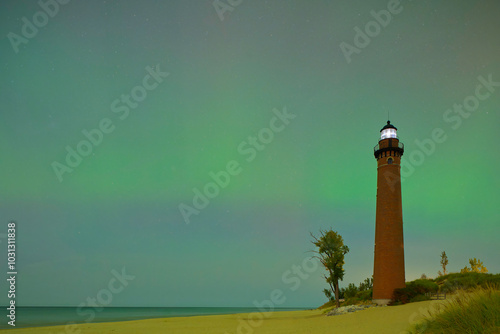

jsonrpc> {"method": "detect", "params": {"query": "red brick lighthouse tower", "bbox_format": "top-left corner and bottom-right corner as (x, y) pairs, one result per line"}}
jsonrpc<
(372, 120), (405, 305)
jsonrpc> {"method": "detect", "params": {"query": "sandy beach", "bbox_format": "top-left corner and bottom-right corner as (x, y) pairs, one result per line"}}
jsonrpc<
(1, 300), (439, 334)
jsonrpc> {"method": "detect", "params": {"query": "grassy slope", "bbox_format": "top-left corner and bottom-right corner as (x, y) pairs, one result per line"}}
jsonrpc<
(0, 301), (436, 334)
(409, 286), (500, 334)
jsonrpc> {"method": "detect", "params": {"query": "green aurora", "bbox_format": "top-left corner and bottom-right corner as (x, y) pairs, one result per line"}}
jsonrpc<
(0, 0), (499, 307)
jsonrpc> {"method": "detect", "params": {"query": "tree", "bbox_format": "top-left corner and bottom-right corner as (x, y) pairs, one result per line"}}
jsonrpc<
(440, 251), (449, 276)
(339, 277), (373, 302)
(460, 258), (488, 273)
(343, 283), (358, 299)
(323, 288), (334, 302)
(358, 277), (373, 291)
(311, 229), (349, 308)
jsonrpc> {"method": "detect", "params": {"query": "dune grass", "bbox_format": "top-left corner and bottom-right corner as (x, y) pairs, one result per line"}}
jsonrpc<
(409, 285), (500, 334)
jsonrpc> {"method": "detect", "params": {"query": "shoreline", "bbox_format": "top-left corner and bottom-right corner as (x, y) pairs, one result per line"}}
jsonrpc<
(0, 300), (439, 334)
(0, 306), (310, 330)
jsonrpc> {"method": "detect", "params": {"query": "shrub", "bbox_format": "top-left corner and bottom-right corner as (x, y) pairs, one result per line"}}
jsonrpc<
(355, 289), (372, 301)
(391, 287), (412, 304)
(391, 279), (438, 305)
(341, 290), (372, 306)
(412, 279), (439, 294)
(343, 297), (361, 305)
(410, 294), (430, 303)
(343, 283), (358, 299)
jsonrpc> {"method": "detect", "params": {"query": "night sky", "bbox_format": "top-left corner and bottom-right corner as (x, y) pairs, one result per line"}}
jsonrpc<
(0, 0), (499, 308)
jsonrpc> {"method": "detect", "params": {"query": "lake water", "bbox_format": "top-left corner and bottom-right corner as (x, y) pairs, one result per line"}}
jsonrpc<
(1, 306), (308, 329)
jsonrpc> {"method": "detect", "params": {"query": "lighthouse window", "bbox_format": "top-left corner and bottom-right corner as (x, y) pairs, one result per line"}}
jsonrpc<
(381, 128), (397, 139)
(387, 158), (393, 164)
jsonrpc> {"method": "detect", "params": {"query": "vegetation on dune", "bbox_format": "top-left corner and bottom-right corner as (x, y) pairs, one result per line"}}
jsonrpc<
(437, 251), (448, 277)
(316, 270), (500, 333)
(460, 257), (488, 274)
(435, 272), (500, 293)
(409, 285), (500, 334)
(319, 272), (500, 309)
(392, 255), (495, 305)
(390, 272), (500, 305)
(318, 277), (373, 310)
(316, 248), (498, 320)
(318, 299), (336, 310)
(340, 277), (373, 305)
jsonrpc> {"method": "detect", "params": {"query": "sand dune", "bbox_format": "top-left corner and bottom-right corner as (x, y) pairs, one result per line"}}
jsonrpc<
(0, 300), (439, 334)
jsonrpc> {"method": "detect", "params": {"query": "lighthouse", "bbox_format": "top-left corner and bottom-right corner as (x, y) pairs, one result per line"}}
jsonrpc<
(372, 120), (406, 305)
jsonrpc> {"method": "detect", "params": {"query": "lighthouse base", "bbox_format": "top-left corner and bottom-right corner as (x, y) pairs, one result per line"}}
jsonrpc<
(372, 299), (391, 306)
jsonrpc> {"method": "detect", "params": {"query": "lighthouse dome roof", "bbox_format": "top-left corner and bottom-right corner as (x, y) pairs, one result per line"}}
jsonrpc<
(380, 120), (397, 132)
